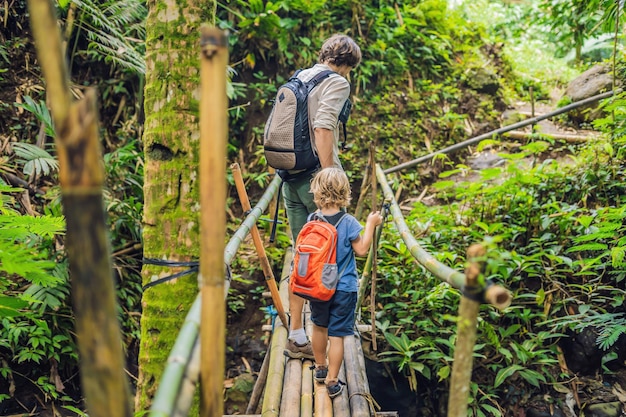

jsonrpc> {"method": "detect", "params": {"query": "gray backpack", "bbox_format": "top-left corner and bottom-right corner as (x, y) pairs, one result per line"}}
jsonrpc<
(263, 69), (350, 177)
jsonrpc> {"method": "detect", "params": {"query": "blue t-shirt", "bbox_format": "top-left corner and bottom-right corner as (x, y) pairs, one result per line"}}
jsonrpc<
(327, 212), (363, 293)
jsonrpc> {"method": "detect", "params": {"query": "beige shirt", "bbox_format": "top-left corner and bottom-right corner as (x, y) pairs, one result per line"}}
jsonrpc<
(297, 63), (351, 169)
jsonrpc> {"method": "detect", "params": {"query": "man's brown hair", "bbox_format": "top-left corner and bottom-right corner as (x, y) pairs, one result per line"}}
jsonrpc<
(318, 34), (362, 69)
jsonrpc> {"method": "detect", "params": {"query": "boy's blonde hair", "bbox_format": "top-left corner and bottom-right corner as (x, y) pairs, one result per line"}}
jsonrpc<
(310, 167), (351, 209)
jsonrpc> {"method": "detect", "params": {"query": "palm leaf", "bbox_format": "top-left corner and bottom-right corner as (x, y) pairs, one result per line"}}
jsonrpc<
(12, 142), (59, 177)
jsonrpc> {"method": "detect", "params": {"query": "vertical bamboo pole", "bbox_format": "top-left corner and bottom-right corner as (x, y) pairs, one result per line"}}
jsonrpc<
(369, 143), (378, 351)
(199, 26), (228, 417)
(230, 162), (289, 327)
(27, 2), (132, 417)
(447, 244), (485, 417)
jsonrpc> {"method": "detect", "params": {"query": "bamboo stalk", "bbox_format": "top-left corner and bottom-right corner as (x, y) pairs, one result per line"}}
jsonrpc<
(224, 176), (282, 263)
(314, 378), (333, 417)
(150, 298), (201, 416)
(447, 244), (485, 417)
(301, 360), (314, 417)
(369, 143), (378, 352)
(174, 330), (201, 417)
(356, 214), (386, 315)
(199, 26), (229, 417)
(231, 163), (288, 327)
(280, 358), (302, 415)
(261, 251), (292, 417)
(344, 333), (371, 416)
(502, 130), (597, 143)
(333, 365), (351, 417)
(27, 2), (132, 417)
(354, 167), (369, 220)
(376, 164), (512, 309)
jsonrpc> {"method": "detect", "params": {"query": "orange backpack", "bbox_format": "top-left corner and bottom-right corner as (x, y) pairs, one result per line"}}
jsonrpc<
(290, 213), (348, 302)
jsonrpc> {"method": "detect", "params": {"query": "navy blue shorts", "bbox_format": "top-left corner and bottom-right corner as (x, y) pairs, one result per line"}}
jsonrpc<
(310, 290), (357, 337)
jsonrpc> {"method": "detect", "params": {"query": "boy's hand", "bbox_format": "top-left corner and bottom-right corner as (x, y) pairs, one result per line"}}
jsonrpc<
(367, 211), (383, 227)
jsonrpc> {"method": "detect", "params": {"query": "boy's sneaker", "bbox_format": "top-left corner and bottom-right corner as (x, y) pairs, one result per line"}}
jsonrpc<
(310, 365), (328, 383)
(326, 379), (345, 399)
(284, 339), (314, 359)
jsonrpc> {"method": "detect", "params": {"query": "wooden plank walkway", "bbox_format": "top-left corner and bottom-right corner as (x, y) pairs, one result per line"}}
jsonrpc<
(238, 250), (398, 417)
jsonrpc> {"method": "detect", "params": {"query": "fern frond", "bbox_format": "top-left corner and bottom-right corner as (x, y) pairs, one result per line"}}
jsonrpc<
(566, 242), (608, 252)
(72, 0), (147, 74)
(596, 318), (626, 350)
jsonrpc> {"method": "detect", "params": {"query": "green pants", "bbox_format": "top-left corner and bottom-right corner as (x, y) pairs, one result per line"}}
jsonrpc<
(282, 173), (318, 242)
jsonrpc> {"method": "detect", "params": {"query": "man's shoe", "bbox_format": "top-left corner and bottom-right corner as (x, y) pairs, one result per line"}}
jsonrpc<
(326, 379), (345, 399)
(311, 365), (328, 383)
(284, 339), (315, 359)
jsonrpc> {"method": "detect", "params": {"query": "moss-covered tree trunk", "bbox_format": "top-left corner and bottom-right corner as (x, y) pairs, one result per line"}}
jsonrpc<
(136, 0), (214, 411)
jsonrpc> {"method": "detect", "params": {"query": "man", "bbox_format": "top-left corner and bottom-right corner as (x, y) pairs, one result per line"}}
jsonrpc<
(282, 34), (362, 360)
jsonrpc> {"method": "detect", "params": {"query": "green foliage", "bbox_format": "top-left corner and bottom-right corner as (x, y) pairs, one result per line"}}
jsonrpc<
(69, 0), (147, 74)
(372, 124), (626, 412)
(12, 143), (59, 179)
(0, 186), (76, 404)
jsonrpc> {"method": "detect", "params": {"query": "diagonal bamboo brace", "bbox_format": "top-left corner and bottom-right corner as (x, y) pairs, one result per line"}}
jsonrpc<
(230, 163), (289, 328)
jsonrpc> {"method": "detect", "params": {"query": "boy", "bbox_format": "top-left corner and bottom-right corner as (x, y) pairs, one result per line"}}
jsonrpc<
(307, 167), (383, 398)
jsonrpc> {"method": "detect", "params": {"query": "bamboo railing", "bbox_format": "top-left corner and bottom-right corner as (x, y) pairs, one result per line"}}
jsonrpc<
(383, 89), (617, 175)
(375, 165), (512, 310)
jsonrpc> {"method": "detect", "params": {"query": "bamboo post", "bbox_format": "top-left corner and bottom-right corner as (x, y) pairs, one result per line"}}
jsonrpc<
(354, 167), (369, 220)
(231, 162), (289, 327)
(369, 143), (378, 351)
(356, 205), (388, 316)
(26, 2), (132, 417)
(199, 26), (229, 417)
(447, 244), (485, 417)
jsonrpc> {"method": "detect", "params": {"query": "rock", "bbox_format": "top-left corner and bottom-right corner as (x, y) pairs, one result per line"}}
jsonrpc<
(465, 66), (500, 95)
(581, 401), (623, 417)
(225, 373), (255, 403)
(562, 64), (615, 125)
(560, 327), (603, 375)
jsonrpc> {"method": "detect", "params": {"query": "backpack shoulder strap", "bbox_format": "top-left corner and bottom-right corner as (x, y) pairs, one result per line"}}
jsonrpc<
(305, 69), (335, 92)
(333, 212), (348, 228)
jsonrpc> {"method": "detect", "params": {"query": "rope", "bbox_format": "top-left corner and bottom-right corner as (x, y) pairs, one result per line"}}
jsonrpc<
(349, 391), (381, 414)
(265, 305), (278, 330)
(141, 258), (232, 290)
